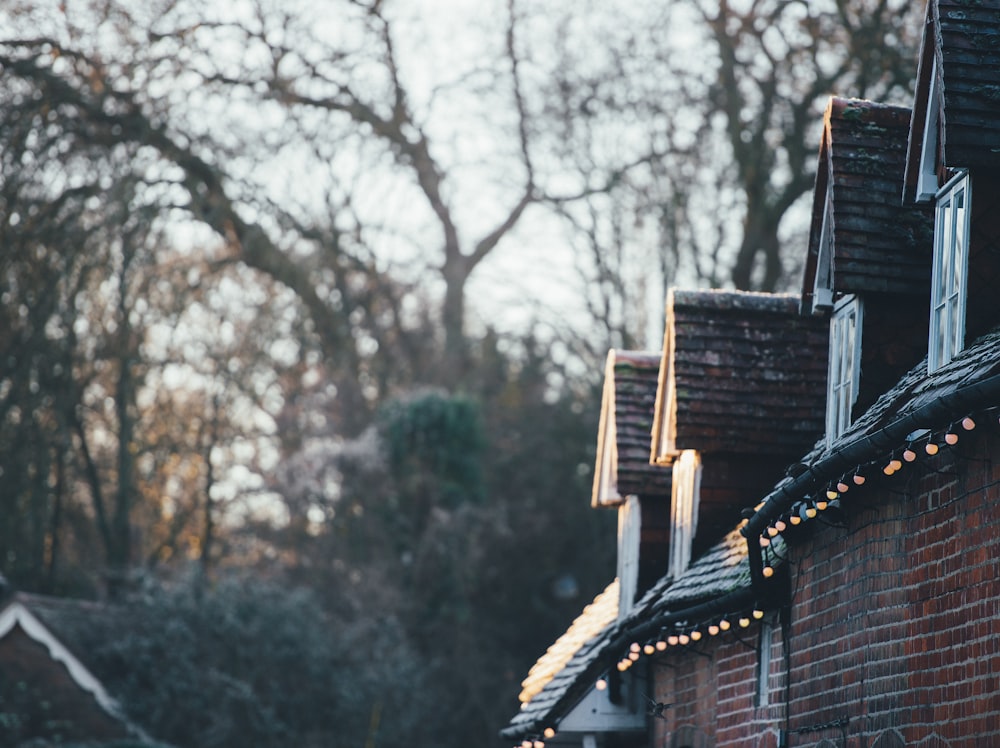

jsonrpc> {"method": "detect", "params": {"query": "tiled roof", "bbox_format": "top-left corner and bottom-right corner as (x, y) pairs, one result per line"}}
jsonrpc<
(744, 325), (1000, 542)
(502, 522), (757, 739)
(592, 350), (670, 505)
(516, 579), (619, 704)
(659, 289), (828, 456)
(802, 97), (933, 306)
(905, 0), (1000, 199)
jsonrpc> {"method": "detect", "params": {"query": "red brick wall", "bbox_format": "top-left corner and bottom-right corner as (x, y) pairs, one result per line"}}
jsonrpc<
(785, 424), (1000, 746)
(648, 424), (1000, 748)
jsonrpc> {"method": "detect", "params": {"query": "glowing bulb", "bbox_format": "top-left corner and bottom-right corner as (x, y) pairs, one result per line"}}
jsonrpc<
(837, 481), (850, 493)
(762, 565), (775, 578)
(690, 630), (702, 641)
(903, 448), (917, 462)
(719, 619), (731, 631)
(883, 464), (895, 476)
(595, 678), (608, 691)
(708, 624), (720, 636)
(668, 635), (679, 646)
(629, 642), (640, 653)
(679, 634), (690, 645)
(753, 609), (764, 619)
(945, 432), (959, 445)
(617, 661), (627, 672)
(534, 740), (545, 748)
(962, 416), (976, 430)
(643, 644), (655, 655)
(816, 499), (828, 511)
(544, 728), (556, 739)
(522, 740), (532, 748)
(789, 514), (802, 525)
(774, 519), (787, 532)
(739, 617), (750, 628)
(926, 442), (939, 455)
(890, 459), (902, 471)
(826, 489), (839, 500)
(767, 525), (779, 537)
(853, 473), (866, 485)
(628, 651), (639, 661)
(805, 507), (817, 519)
(655, 640), (667, 651)
(760, 536), (771, 547)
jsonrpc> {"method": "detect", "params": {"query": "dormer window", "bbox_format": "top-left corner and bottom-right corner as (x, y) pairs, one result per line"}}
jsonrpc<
(826, 295), (862, 446)
(928, 172), (970, 373)
(668, 450), (701, 579)
(616, 496), (641, 619)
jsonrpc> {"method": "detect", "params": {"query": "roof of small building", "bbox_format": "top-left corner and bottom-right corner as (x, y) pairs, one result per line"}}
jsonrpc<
(592, 350), (670, 506)
(653, 289), (828, 457)
(904, 0), (1000, 200)
(802, 97), (934, 307)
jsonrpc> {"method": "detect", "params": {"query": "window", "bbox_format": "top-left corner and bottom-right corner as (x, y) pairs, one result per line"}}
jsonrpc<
(811, 187), (835, 312)
(669, 450), (701, 579)
(915, 58), (942, 202)
(929, 172), (971, 373)
(826, 296), (862, 445)
(616, 496), (641, 619)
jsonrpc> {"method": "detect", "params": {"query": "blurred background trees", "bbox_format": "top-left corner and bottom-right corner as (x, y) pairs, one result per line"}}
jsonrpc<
(0, 0), (920, 745)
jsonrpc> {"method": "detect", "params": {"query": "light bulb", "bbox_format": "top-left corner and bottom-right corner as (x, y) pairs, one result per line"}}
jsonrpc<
(719, 619), (731, 631)
(853, 473), (866, 485)
(883, 464), (895, 476)
(962, 416), (976, 430)
(826, 489), (839, 500)
(926, 442), (939, 455)
(762, 565), (775, 578)
(774, 519), (787, 532)
(890, 459), (902, 471)
(753, 609), (764, 619)
(628, 651), (639, 661)
(767, 525), (779, 537)
(903, 448), (917, 462)
(522, 740), (532, 748)
(690, 630), (702, 641)
(708, 624), (720, 636)
(805, 507), (817, 519)
(816, 499), (828, 511)
(643, 644), (655, 655)
(629, 642), (640, 653)
(534, 740), (544, 748)
(760, 536), (771, 547)
(544, 728), (556, 739)
(945, 432), (959, 445)
(595, 678), (608, 691)
(837, 481), (850, 493)
(655, 640), (667, 651)
(668, 635), (679, 646)
(739, 617), (750, 628)
(679, 634), (690, 645)
(790, 514), (802, 525)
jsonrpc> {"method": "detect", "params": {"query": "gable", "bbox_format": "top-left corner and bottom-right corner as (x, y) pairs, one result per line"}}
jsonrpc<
(803, 97), (933, 308)
(655, 289), (828, 457)
(592, 350), (670, 507)
(905, 0), (1000, 202)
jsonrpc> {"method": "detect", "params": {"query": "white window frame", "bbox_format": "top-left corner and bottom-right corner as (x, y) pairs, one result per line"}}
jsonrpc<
(826, 295), (862, 446)
(756, 617), (774, 708)
(668, 450), (701, 579)
(928, 171), (971, 373)
(616, 496), (641, 620)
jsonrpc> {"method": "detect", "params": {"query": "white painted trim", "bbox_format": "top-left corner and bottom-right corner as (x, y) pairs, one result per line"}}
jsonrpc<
(916, 57), (941, 203)
(0, 600), (144, 738)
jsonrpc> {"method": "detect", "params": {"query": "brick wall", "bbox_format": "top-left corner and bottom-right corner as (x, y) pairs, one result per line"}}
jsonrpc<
(649, 423), (1000, 748)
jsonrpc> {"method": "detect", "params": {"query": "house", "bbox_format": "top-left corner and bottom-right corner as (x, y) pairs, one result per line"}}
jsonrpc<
(503, 2), (1000, 746)
(0, 586), (151, 746)
(502, 292), (827, 747)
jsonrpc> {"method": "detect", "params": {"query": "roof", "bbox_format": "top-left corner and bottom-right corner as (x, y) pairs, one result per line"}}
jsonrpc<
(904, 0), (1000, 200)
(502, 521), (764, 740)
(652, 289), (829, 457)
(515, 579), (619, 706)
(743, 323), (1000, 563)
(802, 97), (933, 307)
(592, 350), (670, 506)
